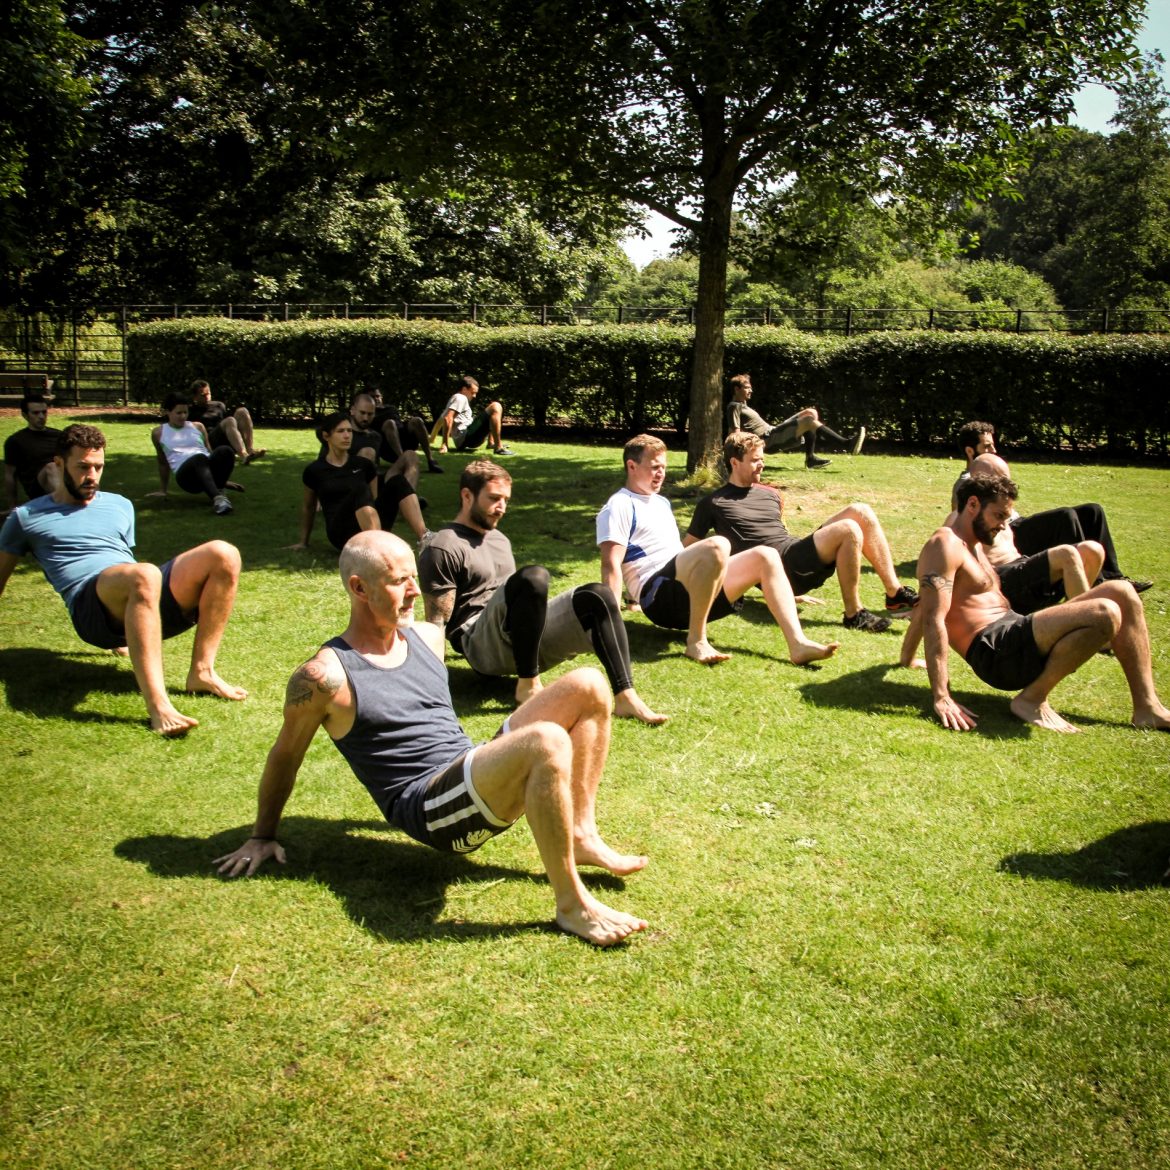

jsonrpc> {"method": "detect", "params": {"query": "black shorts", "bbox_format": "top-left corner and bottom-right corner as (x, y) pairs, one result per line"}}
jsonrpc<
(639, 555), (743, 631)
(995, 551), (1062, 616)
(455, 412), (491, 451)
(389, 748), (513, 853)
(762, 415), (802, 453)
(964, 612), (1048, 691)
(68, 559), (198, 651)
(778, 533), (836, 593)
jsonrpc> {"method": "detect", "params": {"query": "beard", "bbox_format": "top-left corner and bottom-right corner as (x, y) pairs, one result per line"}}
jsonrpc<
(469, 500), (500, 530)
(63, 467), (97, 502)
(972, 511), (999, 546)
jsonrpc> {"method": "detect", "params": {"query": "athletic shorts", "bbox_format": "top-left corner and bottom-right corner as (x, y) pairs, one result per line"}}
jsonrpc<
(455, 583), (591, 677)
(388, 746), (514, 853)
(762, 414), (803, 453)
(68, 559), (197, 651)
(454, 412), (491, 451)
(778, 533), (836, 593)
(963, 612), (1048, 691)
(639, 555), (743, 631)
(995, 551), (1062, 616)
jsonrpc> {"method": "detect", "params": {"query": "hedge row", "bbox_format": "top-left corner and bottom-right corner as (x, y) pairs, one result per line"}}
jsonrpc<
(127, 319), (1170, 455)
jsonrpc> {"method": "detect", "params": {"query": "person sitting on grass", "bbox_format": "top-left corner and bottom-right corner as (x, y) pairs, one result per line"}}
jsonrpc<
(419, 459), (667, 724)
(899, 472), (1170, 734)
(288, 412), (431, 553)
(686, 431), (919, 634)
(150, 391), (242, 516)
(188, 379), (266, 464)
(435, 376), (513, 457)
(353, 385), (443, 474)
(0, 423), (246, 736)
(3, 393), (61, 515)
(596, 433), (838, 667)
(725, 372), (865, 470)
(214, 529), (648, 948)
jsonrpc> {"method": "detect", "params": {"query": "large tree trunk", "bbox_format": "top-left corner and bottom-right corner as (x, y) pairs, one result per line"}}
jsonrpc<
(686, 187), (733, 472)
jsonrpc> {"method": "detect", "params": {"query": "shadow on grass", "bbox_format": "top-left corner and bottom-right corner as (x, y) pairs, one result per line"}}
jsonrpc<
(115, 816), (631, 942)
(0, 646), (143, 726)
(999, 822), (1170, 890)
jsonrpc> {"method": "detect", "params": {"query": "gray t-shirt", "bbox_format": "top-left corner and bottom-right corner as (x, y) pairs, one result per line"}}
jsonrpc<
(418, 523), (516, 636)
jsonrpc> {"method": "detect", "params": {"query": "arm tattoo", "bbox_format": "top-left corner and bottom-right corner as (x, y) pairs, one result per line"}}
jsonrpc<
(285, 659), (342, 707)
(424, 589), (456, 626)
(921, 573), (953, 593)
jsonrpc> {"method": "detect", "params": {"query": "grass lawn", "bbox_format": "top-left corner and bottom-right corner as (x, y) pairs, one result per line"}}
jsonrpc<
(2, 415), (1168, 1169)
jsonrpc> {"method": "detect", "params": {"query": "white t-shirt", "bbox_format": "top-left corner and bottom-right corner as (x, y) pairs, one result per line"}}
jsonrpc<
(595, 487), (682, 603)
(442, 393), (474, 442)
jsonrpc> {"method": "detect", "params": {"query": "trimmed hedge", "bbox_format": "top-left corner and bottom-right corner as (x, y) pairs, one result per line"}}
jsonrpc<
(127, 319), (1170, 455)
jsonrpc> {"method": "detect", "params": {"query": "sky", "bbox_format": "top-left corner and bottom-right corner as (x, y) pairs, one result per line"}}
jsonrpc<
(620, 3), (1170, 269)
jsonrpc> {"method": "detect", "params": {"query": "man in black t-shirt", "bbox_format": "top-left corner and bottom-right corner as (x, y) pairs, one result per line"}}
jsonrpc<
(3, 395), (61, 514)
(188, 380), (265, 464)
(685, 431), (919, 633)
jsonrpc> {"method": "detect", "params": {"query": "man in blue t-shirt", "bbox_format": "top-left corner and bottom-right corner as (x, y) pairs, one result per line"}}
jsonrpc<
(0, 423), (247, 736)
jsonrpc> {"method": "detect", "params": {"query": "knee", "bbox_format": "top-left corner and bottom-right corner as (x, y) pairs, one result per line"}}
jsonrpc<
(703, 536), (730, 566)
(1050, 545), (1076, 569)
(846, 502), (876, 528)
(1081, 540), (1104, 563)
(233, 407), (252, 424)
(528, 720), (574, 771)
(514, 564), (550, 599)
(1088, 597), (1123, 636)
(204, 539), (242, 577)
(841, 519), (863, 548)
(220, 417), (241, 435)
(576, 581), (619, 618)
(799, 408), (819, 422)
(125, 562), (163, 602)
(487, 401), (503, 418)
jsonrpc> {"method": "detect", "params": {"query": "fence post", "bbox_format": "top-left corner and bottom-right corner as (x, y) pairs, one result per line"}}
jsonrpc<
(688, 305), (695, 325)
(403, 303), (410, 322)
(121, 305), (129, 405)
(283, 302), (289, 321)
(845, 307), (853, 337)
(70, 309), (80, 406)
(1102, 307), (1110, 334)
(540, 304), (548, 326)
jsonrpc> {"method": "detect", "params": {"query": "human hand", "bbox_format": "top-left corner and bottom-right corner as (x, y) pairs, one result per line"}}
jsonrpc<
(794, 594), (825, 607)
(933, 696), (977, 731)
(213, 837), (286, 877)
(284, 542), (309, 550)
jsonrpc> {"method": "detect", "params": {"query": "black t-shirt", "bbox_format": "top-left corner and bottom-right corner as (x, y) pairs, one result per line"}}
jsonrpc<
(418, 524), (516, 634)
(4, 427), (61, 497)
(302, 454), (377, 548)
(687, 482), (793, 554)
(189, 400), (228, 428)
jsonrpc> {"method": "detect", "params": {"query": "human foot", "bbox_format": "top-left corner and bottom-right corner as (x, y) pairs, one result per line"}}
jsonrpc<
(243, 449), (267, 464)
(789, 640), (839, 666)
(614, 690), (669, 725)
(150, 704), (199, 737)
(1011, 696), (1080, 733)
(1132, 704), (1170, 731)
(555, 897), (648, 947)
(575, 833), (649, 876)
(111, 645), (129, 657)
(185, 669), (248, 701)
(515, 677), (543, 706)
(685, 640), (730, 665)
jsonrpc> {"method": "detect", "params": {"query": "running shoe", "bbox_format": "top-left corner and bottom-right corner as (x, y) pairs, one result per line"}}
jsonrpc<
(885, 585), (920, 613)
(851, 426), (867, 456)
(212, 493), (233, 515)
(493, 445), (516, 456)
(1123, 576), (1154, 593)
(805, 456), (832, 469)
(842, 607), (891, 633)
(427, 463), (444, 473)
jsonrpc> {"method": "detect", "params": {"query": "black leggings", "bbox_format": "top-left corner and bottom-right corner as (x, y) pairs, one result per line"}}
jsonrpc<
(175, 447), (235, 498)
(325, 472), (416, 551)
(502, 565), (549, 678)
(570, 582), (635, 695)
(1011, 503), (1121, 580)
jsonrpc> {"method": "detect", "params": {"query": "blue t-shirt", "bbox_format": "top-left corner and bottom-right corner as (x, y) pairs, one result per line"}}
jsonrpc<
(0, 492), (137, 612)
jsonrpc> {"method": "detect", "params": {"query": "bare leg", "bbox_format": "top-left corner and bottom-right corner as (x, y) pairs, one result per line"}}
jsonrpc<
(215, 416), (248, 460)
(166, 540), (247, 702)
(232, 407), (263, 459)
(95, 563), (198, 735)
(384, 450), (419, 488)
(813, 519), (864, 616)
(486, 401), (504, 449)
(829, 504), (902, 595)
(380, 418), (405, 461)
(1092, 581), (1170, 730)
(674, 537), (731, 663)
(406, 416), (443, 470)
(723, 546), (838, 665)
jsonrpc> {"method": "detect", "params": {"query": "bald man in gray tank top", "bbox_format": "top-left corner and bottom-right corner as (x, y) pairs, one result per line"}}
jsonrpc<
(215, 529), (648, 947)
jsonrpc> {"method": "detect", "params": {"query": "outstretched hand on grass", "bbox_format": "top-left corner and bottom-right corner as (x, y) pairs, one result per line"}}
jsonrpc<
(214, 838), (286, 878)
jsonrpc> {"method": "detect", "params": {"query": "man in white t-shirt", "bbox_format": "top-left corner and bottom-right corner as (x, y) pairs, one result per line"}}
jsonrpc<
(436, 376), (513, 457)
(595, 434), (838, 666)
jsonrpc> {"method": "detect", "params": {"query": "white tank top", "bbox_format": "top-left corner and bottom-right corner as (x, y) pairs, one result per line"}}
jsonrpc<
(159, 423), (207, 472)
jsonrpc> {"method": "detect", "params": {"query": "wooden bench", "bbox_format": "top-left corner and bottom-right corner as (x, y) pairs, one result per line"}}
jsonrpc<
(0, 372), (57, 407)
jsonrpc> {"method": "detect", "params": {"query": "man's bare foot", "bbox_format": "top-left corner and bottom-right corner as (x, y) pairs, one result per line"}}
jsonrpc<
(150, 704), (199, 737)
(515, 676), (543, 706)
(1011, 695), (1080, 733)
(185, 670), (248, 701)
(575, 832), (649, 876)
(555, 895), (648, 947)
(685, 640), (730, 665)
(1132, 705), (1170, 732)
(244, 449), (267, 464)
(111, 645), (129, 657)
(789, 639), (840, 666)
(614, 689), (669, 725)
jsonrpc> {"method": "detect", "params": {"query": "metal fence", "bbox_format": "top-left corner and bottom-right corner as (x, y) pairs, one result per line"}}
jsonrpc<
(2, 302), (1168, 405)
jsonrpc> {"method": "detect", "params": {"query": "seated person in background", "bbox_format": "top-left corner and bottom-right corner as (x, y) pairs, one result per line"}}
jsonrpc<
(960, 453), (1103, 616)
(953, 420), (1150, 592)
(358, 383), (443, 474)
(150, 391), (242, 515)
(3, 394), (61, 514)
(899, 472), (1169, 734)
(687, 431), (919, 634)
(188, 379), (265, 464)
(419, 459), (667, 724)
(0, 423), (246, 736)
(725, 373), (865, 470)
(596, 433), (838, 667)
(213, 530), (648, 948)
(289, 412), (430, 552)
(436, 376), (513, 457)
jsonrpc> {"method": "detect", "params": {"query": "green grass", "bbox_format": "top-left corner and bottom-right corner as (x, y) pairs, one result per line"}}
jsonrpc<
(2, 416), (1169, 1169)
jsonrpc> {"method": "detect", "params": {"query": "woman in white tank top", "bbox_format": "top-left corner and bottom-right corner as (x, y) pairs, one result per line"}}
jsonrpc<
(149, 391), (240, 515)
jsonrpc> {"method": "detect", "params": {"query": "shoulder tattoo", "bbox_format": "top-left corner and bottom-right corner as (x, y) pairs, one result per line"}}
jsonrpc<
(921, 573), (953, 593)
(285, 658), (343, 707)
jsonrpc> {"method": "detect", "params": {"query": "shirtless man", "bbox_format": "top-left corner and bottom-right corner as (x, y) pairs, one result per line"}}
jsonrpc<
(900, 472), (1170, 733)
(596, 433), (838, 667)
(213, 530), (648, 947)
(0, 423), (246, 735)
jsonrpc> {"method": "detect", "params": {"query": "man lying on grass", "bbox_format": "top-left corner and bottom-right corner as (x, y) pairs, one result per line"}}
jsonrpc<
(0, 423), (246, 736)
(900, 472), (1170, 734)
(214, 529), (649, 948)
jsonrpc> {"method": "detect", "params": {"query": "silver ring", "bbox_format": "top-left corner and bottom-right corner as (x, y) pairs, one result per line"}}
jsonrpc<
(241, 856), (251, 863)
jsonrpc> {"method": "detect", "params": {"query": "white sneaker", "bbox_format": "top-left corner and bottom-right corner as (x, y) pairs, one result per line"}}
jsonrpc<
(213, 494), (233, 515)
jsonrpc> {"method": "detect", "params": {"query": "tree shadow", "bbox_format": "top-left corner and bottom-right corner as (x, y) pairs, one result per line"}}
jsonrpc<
(0, 646), (142, 726)
(999, 822), (1170, 890)
(115, 816), (630, 942)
